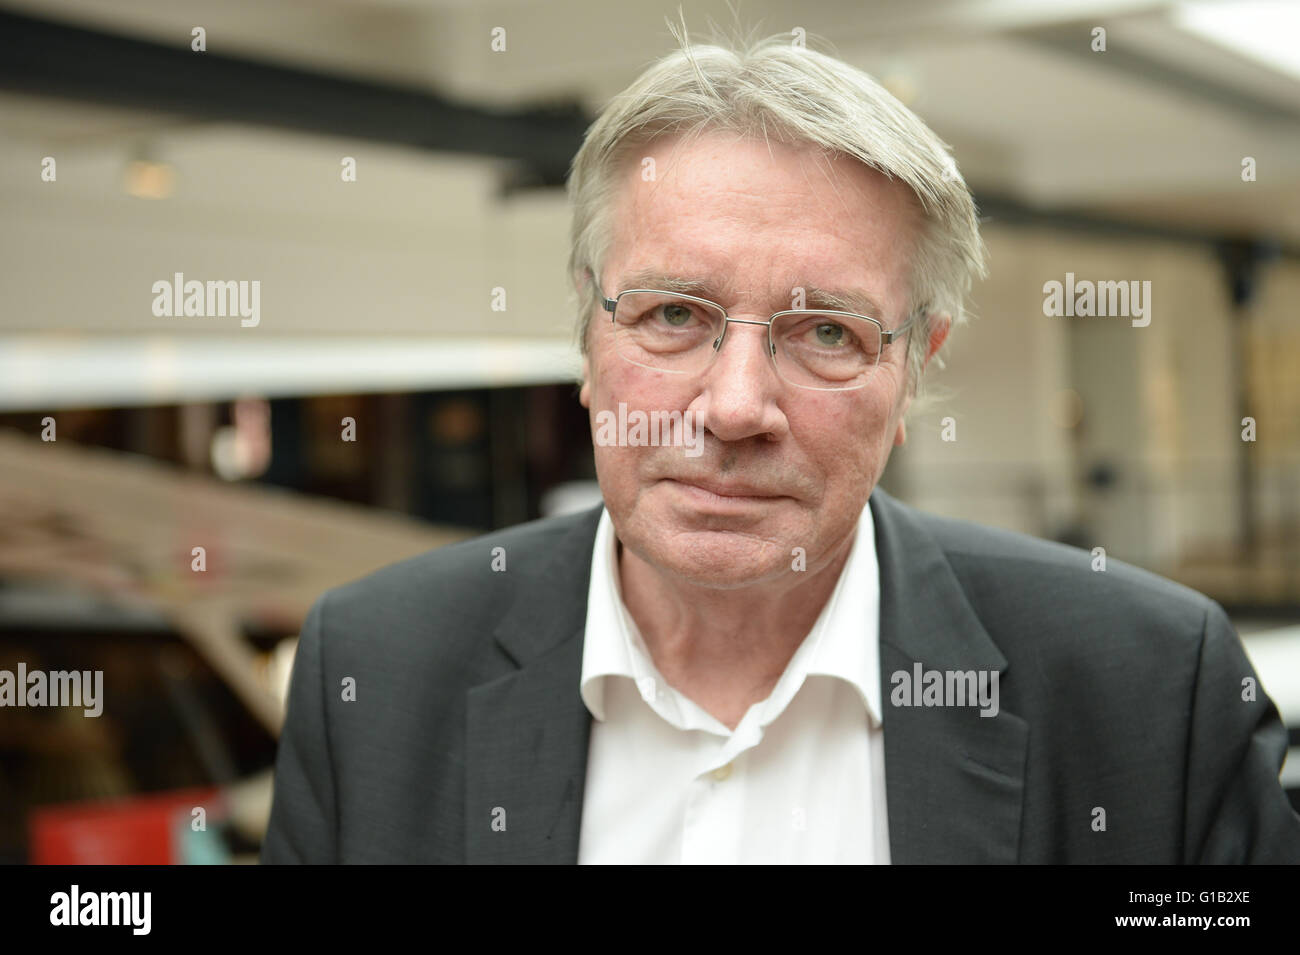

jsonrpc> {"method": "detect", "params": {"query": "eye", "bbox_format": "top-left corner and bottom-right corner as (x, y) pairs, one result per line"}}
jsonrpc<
(659, 303), (695, 327)
(814, 322), (845, 347)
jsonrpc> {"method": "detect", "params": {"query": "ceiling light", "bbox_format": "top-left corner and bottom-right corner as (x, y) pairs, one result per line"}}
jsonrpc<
(1174, 0), (1300, 80)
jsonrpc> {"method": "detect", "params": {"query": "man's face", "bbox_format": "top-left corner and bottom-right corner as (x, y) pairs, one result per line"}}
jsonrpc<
(580, 130), (933, 589)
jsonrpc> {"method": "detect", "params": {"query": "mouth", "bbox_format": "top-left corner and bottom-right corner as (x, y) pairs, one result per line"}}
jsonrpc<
(663, 477), (789, 506)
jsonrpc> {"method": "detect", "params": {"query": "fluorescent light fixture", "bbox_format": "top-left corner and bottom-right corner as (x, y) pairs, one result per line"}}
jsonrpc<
(1174, 0), (1300, 79)
(0, 336), (581, 410)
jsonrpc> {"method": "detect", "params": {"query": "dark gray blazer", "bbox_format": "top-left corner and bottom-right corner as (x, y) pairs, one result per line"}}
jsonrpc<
(261, 486), (1300, 863)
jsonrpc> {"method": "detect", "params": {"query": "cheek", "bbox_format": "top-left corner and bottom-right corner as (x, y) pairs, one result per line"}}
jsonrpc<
(791, 394), (891, 473)
(589, 350), (695, 413)
(585, 359), (670, 476)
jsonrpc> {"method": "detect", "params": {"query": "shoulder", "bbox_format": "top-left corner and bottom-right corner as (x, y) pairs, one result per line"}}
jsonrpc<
(879, 491), (1217, 661)
(330, 505), (598, 607)
(306, 506), (601, 665)
(928, 506), (1207, 615)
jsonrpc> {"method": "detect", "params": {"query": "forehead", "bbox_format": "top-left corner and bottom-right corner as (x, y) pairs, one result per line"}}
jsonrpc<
(607, 130), (920, 319)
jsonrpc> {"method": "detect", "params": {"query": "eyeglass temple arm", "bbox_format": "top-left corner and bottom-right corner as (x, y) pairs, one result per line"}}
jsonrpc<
(882, 310), (924, 344)
(586, 269), (619, 316)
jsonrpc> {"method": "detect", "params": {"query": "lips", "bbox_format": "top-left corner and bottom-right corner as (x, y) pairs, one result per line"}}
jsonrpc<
(667, 477), (785, 499)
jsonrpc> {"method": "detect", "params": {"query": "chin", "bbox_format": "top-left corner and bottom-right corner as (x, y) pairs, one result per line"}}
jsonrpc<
(632, 526), (791, 590)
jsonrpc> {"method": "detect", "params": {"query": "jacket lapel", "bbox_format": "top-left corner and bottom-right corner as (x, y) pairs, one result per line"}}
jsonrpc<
(871, 488), (1029, 863)
(465, 507), (601, 864)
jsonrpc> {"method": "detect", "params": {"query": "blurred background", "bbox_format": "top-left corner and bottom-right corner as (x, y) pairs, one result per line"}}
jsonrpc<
(0, 0), (1297, 863)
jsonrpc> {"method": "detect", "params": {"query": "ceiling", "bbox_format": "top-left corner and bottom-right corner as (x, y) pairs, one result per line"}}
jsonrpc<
(3, 0), (1297, 216)
(1, 0), (1297, 405)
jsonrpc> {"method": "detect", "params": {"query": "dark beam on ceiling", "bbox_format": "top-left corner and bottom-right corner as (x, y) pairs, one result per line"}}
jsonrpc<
(0, 9), (590, 186)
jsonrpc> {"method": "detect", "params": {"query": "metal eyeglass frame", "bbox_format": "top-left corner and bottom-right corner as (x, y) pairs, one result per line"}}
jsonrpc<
(590, 268), (918, 391)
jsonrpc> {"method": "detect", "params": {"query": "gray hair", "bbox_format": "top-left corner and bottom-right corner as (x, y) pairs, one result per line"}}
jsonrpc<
(565, 28), (988, 409)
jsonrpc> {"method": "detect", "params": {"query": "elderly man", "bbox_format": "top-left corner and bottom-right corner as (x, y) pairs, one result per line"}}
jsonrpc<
(262, 36), (1300, 864)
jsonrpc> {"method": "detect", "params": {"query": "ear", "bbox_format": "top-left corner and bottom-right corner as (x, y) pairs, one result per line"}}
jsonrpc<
(575, 267), (594, 408)
(923, 312), (952, 368)
(892, 312), (951, 447)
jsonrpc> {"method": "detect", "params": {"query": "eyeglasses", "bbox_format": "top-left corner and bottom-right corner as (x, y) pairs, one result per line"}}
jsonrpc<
(591, 270), (916, 392)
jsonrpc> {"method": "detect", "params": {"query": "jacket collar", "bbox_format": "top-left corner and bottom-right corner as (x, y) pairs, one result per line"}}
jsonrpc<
(465, 488), (1027, 863)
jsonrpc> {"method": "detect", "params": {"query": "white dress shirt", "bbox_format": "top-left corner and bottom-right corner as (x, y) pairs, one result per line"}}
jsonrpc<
(577, 502), (890, 864)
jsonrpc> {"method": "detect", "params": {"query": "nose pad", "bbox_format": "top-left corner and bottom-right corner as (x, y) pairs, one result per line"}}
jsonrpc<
(711, 315), (730, 354)
(709, 319), (781, 372)
(703, 318), (785, 387)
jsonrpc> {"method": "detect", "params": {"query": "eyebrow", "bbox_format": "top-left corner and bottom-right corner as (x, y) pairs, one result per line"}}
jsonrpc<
(617, 269), (889, 320)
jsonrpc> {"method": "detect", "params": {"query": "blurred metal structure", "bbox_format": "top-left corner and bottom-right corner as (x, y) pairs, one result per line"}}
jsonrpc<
(0, 428), (470, 731)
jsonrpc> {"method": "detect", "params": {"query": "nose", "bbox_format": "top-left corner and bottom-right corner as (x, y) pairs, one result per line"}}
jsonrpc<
(688, 318), (790, 443)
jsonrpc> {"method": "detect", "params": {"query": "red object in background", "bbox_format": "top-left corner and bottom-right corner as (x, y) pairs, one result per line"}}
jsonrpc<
(29, 787), (223, 864)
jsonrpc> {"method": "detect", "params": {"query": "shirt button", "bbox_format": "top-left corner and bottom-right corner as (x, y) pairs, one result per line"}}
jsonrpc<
(711, 763), (733, 782)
